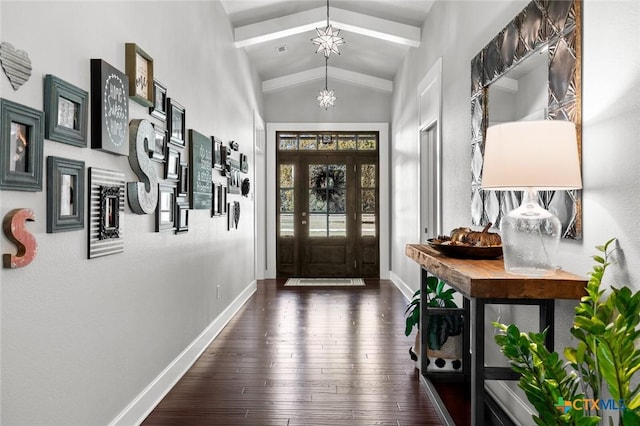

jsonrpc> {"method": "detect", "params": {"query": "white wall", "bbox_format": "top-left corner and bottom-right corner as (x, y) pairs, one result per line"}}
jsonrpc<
(264, 122), (390, 280)
(0, 1), (262, 424)
(515, 60), (547, 120)
(489, 59), (547, 124)
(263, 79), (391, 123)
(3, 0), (639, 424)
(261, 66), (392, 280)
(391, 0), (640, 423)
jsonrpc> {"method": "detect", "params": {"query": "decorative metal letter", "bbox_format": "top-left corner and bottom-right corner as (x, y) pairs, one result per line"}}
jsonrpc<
(127, 119), (158, 214)
(3, 208), (37, 268)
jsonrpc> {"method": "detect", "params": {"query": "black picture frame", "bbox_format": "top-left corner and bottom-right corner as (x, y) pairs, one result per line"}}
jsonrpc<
(211, 183), (219, 217)
(228, 170), (241, 195)
(175, 201), (189, 234)
(220, 145), (228, 176)
(178, 163), (188, 197)
(43, 74), (88, 147)
(46, 156), (84, 233)
(240, 153), (249, 173)
(88, 168), (124, 259)
(212, 137), (223, 171)
(167, 98), (185, 147)
(165, 148), (180, 181)
(149, 79), (167, 121)
(150, 124), (167, 163)
(90, 59), (129, 156)
(211, 183), (227, 217)
(0, 98), (44, 191)
(227, 173), (233, 193)
(125, 43), (154, 107)
(99, 185), (121, 240)
(220, 186), (227, 215)
(156, 183), (176, 232)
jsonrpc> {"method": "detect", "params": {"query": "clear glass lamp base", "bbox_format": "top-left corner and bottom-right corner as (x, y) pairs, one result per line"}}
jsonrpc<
(500, 189), (561, 276)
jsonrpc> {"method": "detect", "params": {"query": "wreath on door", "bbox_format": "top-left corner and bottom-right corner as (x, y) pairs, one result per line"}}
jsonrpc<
(310, 166), (345, 202)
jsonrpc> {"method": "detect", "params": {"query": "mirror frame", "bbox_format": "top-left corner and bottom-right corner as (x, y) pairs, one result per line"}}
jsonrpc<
(471, 0), (582, 239)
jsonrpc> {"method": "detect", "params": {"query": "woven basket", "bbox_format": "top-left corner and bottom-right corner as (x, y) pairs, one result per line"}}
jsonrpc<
(427, 334), (461, 359)
(411, 331), (463, 371)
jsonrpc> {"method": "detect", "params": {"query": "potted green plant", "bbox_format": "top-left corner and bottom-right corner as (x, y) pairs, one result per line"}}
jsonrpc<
(493, 239), (640, 425)
(405, 276), (464, 368)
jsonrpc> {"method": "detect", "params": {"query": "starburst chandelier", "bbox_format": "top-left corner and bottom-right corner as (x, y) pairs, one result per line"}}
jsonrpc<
(311, 0), (344, 58)
(317, 58), (336, 109)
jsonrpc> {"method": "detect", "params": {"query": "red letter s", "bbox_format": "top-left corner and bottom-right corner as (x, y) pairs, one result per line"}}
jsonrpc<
(3, 208), (37, 269)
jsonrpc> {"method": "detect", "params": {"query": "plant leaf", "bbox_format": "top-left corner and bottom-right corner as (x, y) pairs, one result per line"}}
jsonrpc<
(622, 408), (640, 425)
(597, 343), (620, 400)
(627, 390), (640, 410)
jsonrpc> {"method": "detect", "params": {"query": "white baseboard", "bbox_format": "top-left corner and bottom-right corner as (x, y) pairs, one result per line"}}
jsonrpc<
(109, 280), (257, 426)
(485, 379), (534, 425)
(389, 271), (417, 301)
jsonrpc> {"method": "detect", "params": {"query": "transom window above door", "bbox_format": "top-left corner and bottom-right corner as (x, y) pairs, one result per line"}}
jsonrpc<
(278, 133), (377, 151)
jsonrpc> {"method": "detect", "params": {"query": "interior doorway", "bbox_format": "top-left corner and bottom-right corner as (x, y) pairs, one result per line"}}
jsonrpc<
(418, 57), (443, 242)
(420, 123), (439, 243)
(276, 132), (379, 278)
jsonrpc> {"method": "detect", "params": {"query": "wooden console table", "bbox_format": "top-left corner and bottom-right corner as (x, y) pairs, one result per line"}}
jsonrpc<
(405, 244), (587, 425)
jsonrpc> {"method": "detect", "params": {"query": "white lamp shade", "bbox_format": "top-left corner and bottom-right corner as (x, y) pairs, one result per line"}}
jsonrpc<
(481, 120), (582, 190)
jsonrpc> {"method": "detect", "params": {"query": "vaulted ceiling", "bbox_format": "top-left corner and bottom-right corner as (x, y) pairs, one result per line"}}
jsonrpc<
(220, 0), (435, 94)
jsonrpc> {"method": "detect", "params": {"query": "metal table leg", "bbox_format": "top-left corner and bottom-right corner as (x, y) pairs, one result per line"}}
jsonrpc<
(540, 299), (555, 351)
(463, 296), (471, 395)
(471, 297), (485, 426)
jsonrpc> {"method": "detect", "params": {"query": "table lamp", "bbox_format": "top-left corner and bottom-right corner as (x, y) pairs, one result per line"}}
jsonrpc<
(481, 120), (582, 275)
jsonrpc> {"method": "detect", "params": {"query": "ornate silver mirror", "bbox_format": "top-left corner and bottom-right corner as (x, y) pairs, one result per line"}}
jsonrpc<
(471, 0), (582, 239)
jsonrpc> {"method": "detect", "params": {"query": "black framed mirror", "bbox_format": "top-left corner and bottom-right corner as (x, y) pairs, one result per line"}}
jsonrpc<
(99, 186), (121, 240)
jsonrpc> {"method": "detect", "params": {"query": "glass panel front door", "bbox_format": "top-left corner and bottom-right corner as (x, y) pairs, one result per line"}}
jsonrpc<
(308, 163), (346, 238)
(276, 132), (379, 278)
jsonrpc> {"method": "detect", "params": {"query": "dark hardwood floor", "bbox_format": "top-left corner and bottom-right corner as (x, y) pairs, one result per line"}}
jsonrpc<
(143, 279), (452, 425)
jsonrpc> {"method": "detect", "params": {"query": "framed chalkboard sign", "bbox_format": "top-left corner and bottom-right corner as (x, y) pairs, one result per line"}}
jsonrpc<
(90, 59), (129, 155)
(188, 129), (212, 210)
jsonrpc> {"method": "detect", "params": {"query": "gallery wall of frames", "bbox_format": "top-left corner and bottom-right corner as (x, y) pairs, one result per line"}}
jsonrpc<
(0, 41), (251, 266)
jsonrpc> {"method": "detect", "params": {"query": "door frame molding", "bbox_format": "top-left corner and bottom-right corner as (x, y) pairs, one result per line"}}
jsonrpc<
(265, 122), (389, 279)
(253, 110), (266, 279)
(418, 57), (443, 241)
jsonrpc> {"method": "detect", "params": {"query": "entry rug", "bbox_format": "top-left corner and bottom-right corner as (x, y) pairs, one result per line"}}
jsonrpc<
(284, 278), (365, 287)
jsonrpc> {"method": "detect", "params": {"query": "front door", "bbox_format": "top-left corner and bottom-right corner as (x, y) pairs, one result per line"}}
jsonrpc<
(277, 132), (379, 278)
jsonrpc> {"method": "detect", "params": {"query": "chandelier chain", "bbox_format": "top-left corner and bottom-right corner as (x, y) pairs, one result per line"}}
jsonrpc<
(326, 0), (330, 26)
(313, 0), (340, 109)
(325, 57), (328, 89)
